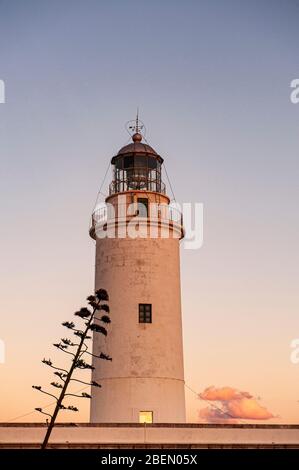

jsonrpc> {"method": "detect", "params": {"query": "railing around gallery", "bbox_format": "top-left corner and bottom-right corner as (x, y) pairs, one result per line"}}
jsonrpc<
(91, 202), (183, 229)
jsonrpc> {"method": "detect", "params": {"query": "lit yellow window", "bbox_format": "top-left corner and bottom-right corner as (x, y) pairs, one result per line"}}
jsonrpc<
(139, 411), (153, 424)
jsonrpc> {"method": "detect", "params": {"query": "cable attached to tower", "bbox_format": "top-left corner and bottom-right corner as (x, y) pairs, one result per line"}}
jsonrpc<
(91, 159), (111, 214)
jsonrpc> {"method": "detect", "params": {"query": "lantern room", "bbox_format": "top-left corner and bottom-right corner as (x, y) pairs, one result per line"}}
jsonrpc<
(109, 132), (165, 195)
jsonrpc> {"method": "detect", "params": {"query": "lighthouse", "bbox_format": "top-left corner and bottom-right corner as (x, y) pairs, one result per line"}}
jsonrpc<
(89, 118), (186, 423)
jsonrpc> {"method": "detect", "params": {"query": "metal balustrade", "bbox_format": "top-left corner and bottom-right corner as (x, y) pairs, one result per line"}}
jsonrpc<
(90, 202), (183, 230)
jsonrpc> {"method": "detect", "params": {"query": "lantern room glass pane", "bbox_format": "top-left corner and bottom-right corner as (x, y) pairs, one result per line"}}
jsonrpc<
(148, 156), (157, 169)
(134, 156), (147, 168)
(123, 155), (134, 168)
(115, 158), (123, 170)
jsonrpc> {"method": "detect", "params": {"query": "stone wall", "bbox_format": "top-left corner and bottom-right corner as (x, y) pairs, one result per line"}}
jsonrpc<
(1, 424), (299, 448)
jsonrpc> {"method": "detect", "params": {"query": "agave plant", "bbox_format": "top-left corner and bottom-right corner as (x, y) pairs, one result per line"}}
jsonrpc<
(33, 289), (111, 449)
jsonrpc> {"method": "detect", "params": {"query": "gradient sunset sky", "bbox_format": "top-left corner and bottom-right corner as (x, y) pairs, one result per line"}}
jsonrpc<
(0, 0), (299, 423)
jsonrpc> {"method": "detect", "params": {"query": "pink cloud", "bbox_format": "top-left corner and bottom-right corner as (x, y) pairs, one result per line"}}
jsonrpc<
(198, 386), (274, 423)
(199, 386), (252, 402)
(226, 397), (274, 420)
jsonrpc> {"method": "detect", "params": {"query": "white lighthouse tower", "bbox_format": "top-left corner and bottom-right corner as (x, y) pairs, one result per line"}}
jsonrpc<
(89, 118), (185, 423)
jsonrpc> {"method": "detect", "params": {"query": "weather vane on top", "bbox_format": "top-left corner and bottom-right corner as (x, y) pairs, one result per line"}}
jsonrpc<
(125, 108), (146, 139)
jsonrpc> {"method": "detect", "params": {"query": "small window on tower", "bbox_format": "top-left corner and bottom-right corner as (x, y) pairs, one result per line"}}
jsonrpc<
(139, 303), (152, 323)
(137, 198), (148, 217)
(139, 411), (153, 424)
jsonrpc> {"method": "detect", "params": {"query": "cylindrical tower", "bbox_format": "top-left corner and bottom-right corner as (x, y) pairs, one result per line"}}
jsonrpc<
(89, 126), (185, 423)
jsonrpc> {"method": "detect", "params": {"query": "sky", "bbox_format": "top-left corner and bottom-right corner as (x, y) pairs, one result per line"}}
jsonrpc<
(0, 0), (299, 423)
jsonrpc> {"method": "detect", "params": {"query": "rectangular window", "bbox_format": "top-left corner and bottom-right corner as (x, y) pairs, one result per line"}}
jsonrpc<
(139, 411), (153, 424)
(137, 197), (148, 217)
(139, 303), (152, 323)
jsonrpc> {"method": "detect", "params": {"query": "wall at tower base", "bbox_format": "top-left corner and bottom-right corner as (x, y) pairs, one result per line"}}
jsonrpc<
(1, 424), (299, 448)
(91, 377), (185, 423)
